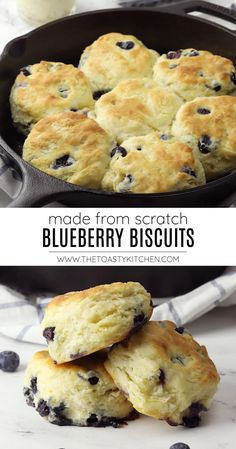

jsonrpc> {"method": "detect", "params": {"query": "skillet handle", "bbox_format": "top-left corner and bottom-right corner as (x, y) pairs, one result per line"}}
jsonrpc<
(159, 0), (236, 33)
(0, 144), (76, 207)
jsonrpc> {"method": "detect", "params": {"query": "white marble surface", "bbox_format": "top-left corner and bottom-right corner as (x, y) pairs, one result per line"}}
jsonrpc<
(0, 306), (236, 449)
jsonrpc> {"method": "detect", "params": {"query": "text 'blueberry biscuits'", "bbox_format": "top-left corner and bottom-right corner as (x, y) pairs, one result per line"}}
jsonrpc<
(153, 49), (236, 101)
(41, 282), (152, 364)
(79, 32), (159, 96)
(105, 321), (220, 427)
(24, 350), (135, 427)
(92, 78), (183, 143)
(102, 132), (205, 193)
(22, 111), (113, 188)
(10, 61), (95, 134)
(172, 96), (236, 179)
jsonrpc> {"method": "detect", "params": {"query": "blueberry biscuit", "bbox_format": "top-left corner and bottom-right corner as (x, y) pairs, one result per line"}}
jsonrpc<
(92, 78), (183, 143)
(172, 96), (236, 179)
(24, 350), (134, 427)
(105, 321), (220, 427)
(153, 49), (236, 101)
(41, 282), (152, 364)
(102, 133), (205, 193)
(23, 112), (113, 188)
(10, 61), (95, 134)
(79, 32), (159, 97)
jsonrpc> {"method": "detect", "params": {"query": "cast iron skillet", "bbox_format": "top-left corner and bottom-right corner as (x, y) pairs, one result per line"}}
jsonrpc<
(0, 0), (235, 207)
(0, 266), (225, 297)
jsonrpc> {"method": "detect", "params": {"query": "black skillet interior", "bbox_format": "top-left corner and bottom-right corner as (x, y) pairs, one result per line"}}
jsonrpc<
(0, 265), (226, 297)
(0, 1), (236, 207)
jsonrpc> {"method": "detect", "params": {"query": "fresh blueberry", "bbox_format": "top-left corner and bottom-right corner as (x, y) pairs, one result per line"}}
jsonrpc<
(52, 155), (74, 170)
(181, 166), (196, 178)
(111, 146), (127, 158)
(20, 66), (31, 76)
(198, 135), (212, 154)
(88, 376), (99, 385)
(93, 90), (110, 100)
(169, 443), (190, 449)
(159, 369), (165, 385)
(0, 351), (20, 372)
(197, 108), (211, 115)
(166, 50), (182, 60)
(43, 327), (55, 342)
(231, 72), (236, 85)
(116, 41), (135, 50)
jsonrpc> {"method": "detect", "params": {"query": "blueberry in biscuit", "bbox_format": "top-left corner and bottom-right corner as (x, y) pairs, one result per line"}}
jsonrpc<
(105, 321), (220, 426)
(41, 282), (152, 364)
(22, 111), (113, 189)
(102, 132), (205, 193)
(172, 95), (236, 180)
(79, 32), (159, 94)
(153, 49), (236, 101)
(10, 61), (95, 135)
(24, 350), (134, 427)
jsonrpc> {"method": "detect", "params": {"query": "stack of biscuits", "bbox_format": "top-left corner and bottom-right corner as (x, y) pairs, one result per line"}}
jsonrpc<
(24, 282), (220, 428)
(10, 33), (236, 193)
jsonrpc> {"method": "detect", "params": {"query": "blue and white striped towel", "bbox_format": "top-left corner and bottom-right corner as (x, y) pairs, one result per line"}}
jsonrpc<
(0, 266), (235, 345)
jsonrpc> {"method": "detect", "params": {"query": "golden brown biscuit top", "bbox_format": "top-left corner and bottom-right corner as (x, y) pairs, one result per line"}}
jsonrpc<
(23, 111), (111, 163)
(93, 78), (183, 142)
(11, 61), (94, 121)
(173, 96), (236, 154)
(46, 281), (150, 310)
(102, 133), (205, 193)
(154, 49), (236, 92)
(79, 32), (159, 91)
(30, 350), (109, 376)
(122, 321), (220, 384)
(22, 111), (113, 188)
(24, 110), (109, 146)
